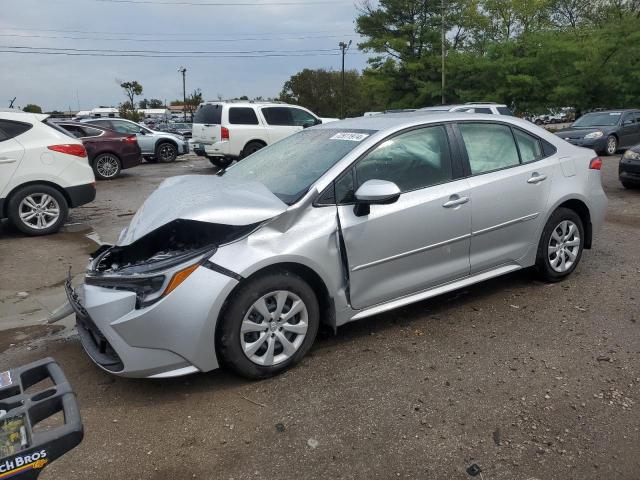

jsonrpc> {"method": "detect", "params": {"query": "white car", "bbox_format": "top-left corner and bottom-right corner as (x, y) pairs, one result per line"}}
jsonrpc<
(0, 109), (96, 236)
(419, 103), (514, 115)
(191, 101), (337, 168)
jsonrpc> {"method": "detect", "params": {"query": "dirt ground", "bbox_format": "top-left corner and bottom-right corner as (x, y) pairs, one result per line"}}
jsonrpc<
(1, 153), (639, 479)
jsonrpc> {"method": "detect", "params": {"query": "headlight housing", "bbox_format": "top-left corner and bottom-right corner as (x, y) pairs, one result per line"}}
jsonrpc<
(623, 149), (640, 161)
(584, 131), (604, 139)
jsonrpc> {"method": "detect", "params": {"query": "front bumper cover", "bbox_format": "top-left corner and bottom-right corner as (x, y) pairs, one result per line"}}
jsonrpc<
(66, 265), (239, 378)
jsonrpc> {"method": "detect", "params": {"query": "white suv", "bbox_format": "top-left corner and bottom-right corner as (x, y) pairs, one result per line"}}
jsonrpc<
(191, 101), (336, 168)
(0, 109), (96, 236)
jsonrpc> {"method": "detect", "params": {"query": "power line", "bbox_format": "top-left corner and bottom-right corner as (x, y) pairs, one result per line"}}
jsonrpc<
(0, 32), (358, 43)
(0, 49), (362, 58)
(76, 0), (350, 5)
(2, 45), (340, 54)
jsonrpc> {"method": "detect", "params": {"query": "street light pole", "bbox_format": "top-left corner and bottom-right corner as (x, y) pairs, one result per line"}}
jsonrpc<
(338, 40), (352, 119)
(441, 0), (446, 105)
(178, 67), (187, 122)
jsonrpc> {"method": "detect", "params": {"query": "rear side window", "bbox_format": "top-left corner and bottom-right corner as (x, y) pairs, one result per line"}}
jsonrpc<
(228, 107), (259, 125)
(459, 123), (520, 174)
(497, 107), (515, 116)
(0, 120), (32, 140)
(82, 126), (103, 137)
(472, 107), (492, 114)
(262, 107), (292, 126)
(513, 128), (543, 163)
(193, 104), (222, 124)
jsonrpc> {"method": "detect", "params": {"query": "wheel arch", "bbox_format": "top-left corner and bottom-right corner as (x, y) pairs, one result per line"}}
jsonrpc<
(215, 261), (336, 348)
(92, 150), (122, 165)
(242, 139), (267, 154)
(553, 198), (593, 249)
(155, 138), (179, 152)
(2, 180), (70, 218)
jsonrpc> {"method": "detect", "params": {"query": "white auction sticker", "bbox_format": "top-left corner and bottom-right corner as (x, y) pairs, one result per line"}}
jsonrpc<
(330, 132), (370, 142)
(0, 371), (11, 388)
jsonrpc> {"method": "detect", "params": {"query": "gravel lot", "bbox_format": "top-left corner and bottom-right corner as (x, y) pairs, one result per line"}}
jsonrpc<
(1, 153), (639, 479)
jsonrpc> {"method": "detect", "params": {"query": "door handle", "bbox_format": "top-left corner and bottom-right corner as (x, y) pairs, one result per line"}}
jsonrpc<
(528, 173), (547, 184)
(443, 195), (469, 208)
(0, 157), (16, 164)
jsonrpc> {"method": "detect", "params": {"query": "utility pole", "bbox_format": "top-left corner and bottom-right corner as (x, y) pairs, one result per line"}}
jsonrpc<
(178, 66), (187, 122)
(441, 0), (446, 105)
(339, 40), (352, 119)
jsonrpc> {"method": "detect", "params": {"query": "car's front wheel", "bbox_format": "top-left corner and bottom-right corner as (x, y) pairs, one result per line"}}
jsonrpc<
(535, 208), (584, 282)
(156, 142), (177, 163)
(605, 135), (618, 156)
(7, 185), (69, 236)
(92, 153), (121, 180)
(218, 271), (320, 379)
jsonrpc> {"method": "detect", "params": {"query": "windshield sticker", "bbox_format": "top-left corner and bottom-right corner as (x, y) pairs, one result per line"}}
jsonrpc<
(609, 112), (621, 115)
(330, 132), (370, 142)
(0, 371), (11, 388)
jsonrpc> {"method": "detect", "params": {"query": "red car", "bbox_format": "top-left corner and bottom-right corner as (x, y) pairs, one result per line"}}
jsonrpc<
(56, 122), (142, 180)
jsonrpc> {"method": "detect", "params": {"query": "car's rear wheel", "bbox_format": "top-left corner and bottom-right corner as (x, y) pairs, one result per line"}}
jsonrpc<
(218, 271), (319, 379)
(156, 142), (177, 163)
(241, 141), (265, 159)
(92, 153), (121, 180)
(8, 185), (69, 236)
(535, 208), (584, 282)
(605, 135), (618, 156)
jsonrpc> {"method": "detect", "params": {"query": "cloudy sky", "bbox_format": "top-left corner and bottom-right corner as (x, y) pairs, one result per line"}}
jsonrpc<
(1, 0), (369, 111)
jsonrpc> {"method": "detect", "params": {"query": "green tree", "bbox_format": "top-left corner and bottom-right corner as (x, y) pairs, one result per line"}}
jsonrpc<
(279, 68), (368, 118)
(118, 101), (142, 122)
(119, 81), (143, 109)
(148, 98), (165, 108)
(22, 104), (42, 113)
(138, 98), (149, 109)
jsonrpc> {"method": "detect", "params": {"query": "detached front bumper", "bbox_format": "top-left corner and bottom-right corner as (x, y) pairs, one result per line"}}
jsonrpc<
(66, 266), (239, 378)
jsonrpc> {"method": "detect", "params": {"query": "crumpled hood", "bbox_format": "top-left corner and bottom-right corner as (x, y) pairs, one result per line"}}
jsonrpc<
(117, 175), (287, 245)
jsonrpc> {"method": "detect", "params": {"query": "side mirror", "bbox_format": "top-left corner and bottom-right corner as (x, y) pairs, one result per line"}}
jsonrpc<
(623, 120), (633, 126)
(302, 120), (316, 129)
(138, 129), (146, 135)
(353, 179), (401, 217)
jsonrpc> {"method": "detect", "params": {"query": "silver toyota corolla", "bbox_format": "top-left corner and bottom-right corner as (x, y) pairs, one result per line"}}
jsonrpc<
(66, 112), (608, 379)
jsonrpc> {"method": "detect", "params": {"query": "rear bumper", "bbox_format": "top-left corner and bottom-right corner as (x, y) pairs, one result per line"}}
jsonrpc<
(65, 182), (96, 208)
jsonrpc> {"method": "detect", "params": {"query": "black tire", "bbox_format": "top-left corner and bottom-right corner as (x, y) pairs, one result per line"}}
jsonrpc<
(217, 271), (320, 379)
(156, 142), (178, 163)
(605, 135), (618, 156)
(208, 156), (233, 168)
(241, 141), (265, 159)
(535, 207), (584, 282)
(92, 153), (121, 180)
(7, 184), (69, 236)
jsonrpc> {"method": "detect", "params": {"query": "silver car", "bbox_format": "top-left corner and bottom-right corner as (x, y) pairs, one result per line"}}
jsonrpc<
(66, 112), (607, 379)
(81, 118), (189, 162)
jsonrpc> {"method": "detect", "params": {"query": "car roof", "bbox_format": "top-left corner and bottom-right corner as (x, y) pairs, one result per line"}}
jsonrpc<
(315, 111), (526, 133)
(582, 109), (638, 114)
(198, 101), (293, 108)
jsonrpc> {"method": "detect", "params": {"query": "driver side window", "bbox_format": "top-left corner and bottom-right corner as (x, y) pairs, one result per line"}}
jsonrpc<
(289, 108), (317, 127)
(111, 120), (141, 134)
(354, 125), (453, 193)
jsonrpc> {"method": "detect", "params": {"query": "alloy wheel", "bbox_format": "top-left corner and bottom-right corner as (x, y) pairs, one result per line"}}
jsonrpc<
(158, 144), (176, 162)
(607, 136), (617, 155)
(240, 290), (309, 366)
(548, 220), (581, 273)
(96, 154), (119, 178)
(18, 194), (61, 230)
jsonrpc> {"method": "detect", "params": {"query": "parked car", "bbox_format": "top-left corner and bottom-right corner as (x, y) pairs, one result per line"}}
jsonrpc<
(157, 122), (192, 139)
(56, 122), (142, 180)
(619, 143), (640, 188)
(66, 112), (607, 379)
(81, 118), (189, 163)
(0, 109), (95, 236)
(419, 103), (514, 115)
(555, 109), (640, 156)
(191, 101), (337, 168)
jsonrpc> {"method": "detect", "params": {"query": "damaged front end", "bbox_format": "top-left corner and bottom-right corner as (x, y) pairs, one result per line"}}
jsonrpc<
(86, 219), (256, 308)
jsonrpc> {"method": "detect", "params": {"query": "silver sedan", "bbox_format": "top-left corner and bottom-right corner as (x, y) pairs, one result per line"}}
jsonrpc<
(66, 112), (608, 379)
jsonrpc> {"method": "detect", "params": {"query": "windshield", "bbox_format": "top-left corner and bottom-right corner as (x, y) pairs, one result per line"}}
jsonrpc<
(573, 112), (621, 127)
(222, 128), (376, 204)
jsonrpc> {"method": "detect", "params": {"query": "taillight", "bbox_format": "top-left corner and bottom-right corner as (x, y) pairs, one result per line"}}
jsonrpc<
(221, 126), (230, 140)
(48, 144), (87, 158)
(122, 135), (137, 143)
(589, 157), (602, 170)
